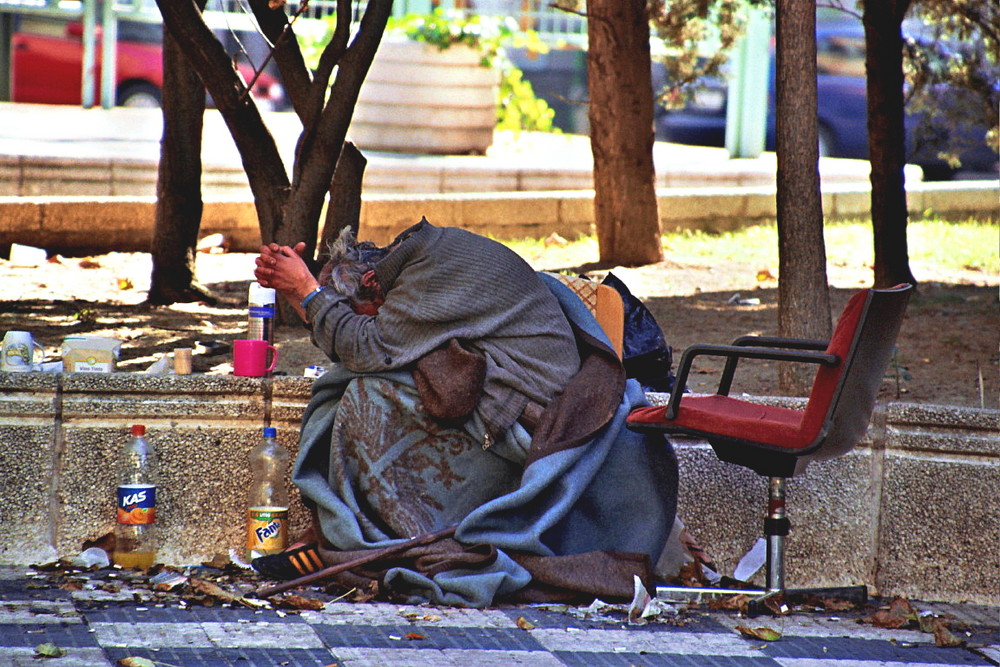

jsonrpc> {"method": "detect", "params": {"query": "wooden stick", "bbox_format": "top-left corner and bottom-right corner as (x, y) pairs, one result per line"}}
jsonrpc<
(255, 525), (458, 598)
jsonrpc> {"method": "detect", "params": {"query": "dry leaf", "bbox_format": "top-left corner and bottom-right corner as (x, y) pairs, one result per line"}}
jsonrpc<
(869, 609), (910, 629)
(200, 553), (233, 569)
(403, 632), (425, 640)
(515, 616), (535, 630)
(735, 625), (782, 641)
(887, 596), (917, 620)
(117, 277), (134, 290)
(708, 593), (750, 612)
(820, 597), (857, 612)
(187, 576), (264, 608)
(676, 560), (706, 587)
(118, 658), (156, 667)
(756, 268), (776, 282)
(276, 594), (325, 611)
(78, 259), (101, 269)
(932, 623), (965, 648)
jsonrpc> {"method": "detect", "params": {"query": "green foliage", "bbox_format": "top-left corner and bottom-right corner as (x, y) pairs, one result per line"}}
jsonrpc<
(644, 0), (753, 109)
(906, 1), (999, 164)
(386, 8), (517, 68)
(497, 67), (556, 132)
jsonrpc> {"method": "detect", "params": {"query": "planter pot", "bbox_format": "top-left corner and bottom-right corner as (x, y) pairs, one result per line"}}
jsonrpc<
(349, 38), (498, 155)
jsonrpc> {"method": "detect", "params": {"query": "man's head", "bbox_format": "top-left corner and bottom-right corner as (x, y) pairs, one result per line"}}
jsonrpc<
(319, 229), (390, 313)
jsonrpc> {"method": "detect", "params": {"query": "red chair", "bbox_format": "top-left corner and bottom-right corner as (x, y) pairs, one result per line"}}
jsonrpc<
(628, 284), (912, 614)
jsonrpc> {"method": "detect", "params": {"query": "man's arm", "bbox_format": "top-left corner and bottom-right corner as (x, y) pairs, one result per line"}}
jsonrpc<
(253, 242), (319, 322)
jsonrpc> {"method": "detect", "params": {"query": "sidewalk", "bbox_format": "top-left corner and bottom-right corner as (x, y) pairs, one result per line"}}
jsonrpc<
(0, 102), (885, 196)
(2, 566), (997, 667)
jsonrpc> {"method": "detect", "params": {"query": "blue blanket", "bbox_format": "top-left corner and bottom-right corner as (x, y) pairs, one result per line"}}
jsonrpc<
(292, 274), (678, 606)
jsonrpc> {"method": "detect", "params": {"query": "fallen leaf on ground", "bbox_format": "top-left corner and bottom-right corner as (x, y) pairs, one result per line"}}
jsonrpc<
(188, 576), (265, 608)
(34, 642), (66, 658)
(516, 616), (535, 630)
(403, 632), (425, 640)
(735, 625), (782, 641)
(118, 658), (156, 667)
(708, 593), (750, 612)
(276, 594), (325, 611)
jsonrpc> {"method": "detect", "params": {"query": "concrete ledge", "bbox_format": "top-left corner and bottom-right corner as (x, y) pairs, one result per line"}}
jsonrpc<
(0, 372), (996, 605)
(2, 180), (997, 254)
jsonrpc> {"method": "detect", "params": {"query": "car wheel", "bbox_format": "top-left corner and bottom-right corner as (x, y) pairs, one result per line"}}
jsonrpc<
(117, 82), (161, 108)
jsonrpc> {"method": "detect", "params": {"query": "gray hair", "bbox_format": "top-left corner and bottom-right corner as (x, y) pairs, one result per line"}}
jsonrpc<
(320, 228), (389, 304)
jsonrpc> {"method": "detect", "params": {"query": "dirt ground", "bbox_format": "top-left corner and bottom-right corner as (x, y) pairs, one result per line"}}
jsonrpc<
(1, 244), (997, 408)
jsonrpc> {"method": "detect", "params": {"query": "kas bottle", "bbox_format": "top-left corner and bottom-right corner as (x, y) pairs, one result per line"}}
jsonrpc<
(113, 424), (158, 569)
(247, 427), (289, 559)
(248, 282), (276, 344)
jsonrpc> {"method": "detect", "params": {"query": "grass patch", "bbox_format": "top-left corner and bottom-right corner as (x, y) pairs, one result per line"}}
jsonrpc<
(504, 216), (999, 276)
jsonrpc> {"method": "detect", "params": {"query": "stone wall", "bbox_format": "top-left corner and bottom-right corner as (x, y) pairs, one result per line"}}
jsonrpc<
(2, 180), (997, 255)
(0, 372), (996, 605)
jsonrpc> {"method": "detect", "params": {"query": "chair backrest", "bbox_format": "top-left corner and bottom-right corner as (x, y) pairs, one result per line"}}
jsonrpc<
(799, 284), (912, 462)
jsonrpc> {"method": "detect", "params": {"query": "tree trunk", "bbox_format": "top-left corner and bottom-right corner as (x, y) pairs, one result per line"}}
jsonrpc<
(148, 0), (211, 306)
(774, 0), (831, 394)
(319, 141), (367, 261)
(155, 0), (290, 246)
(863, 0), (917, 289)
(587, 0), (662, 266)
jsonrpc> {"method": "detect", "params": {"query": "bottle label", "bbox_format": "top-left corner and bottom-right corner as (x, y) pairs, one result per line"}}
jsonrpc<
(246, 507), (288, 552)
(248, 304), (275, 318)
(117, 484), (156, 525)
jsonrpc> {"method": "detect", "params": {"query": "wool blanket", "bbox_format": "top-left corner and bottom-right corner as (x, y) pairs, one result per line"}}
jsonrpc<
(292, 274), (678, 607)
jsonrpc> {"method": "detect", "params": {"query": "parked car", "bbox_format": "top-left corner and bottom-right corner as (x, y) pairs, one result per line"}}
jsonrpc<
(653, 22), (999, 180)
(10, 15), (287, 111)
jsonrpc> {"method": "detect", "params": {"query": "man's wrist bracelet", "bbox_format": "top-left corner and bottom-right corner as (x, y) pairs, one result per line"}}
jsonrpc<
(300, 286), (325, 309)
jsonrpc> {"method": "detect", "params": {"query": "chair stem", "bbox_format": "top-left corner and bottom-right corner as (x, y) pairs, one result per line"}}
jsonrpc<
(765, 476), (788, 594)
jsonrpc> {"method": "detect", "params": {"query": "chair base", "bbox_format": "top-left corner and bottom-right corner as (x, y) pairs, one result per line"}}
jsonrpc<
(746, 584), (869, 617)
(655, 584), (868, 617)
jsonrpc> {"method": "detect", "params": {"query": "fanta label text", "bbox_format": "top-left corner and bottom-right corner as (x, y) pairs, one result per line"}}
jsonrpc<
(246, 506), (288, 552)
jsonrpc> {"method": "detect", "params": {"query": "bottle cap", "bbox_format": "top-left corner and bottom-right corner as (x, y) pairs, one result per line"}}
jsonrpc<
(263, 427), (277, 438)
(249, 282), (276, 304)
(131, 424), (146, 436)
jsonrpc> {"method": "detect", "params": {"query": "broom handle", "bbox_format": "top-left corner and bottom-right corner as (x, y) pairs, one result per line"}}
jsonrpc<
(255, 524), (458, 598)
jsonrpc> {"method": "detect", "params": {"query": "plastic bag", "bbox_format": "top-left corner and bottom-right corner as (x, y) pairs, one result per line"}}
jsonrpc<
(602, 273), (676, 393)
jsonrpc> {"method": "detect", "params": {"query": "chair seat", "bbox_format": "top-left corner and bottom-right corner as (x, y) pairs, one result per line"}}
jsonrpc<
(628, 395), (813, 450)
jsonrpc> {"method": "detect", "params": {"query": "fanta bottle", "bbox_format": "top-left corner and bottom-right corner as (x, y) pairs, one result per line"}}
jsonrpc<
(113, 424), (158, 569)
(247, 427), (289, 559)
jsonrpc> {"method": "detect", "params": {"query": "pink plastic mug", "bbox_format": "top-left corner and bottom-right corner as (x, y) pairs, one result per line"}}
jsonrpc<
(233, 339), (278, 377)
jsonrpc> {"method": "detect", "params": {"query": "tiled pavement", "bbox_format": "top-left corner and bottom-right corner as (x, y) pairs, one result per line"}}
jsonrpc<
(1, 567), (997, 667)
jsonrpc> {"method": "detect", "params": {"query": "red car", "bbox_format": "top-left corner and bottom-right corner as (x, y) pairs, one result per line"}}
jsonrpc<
(11, 16), (286, 110)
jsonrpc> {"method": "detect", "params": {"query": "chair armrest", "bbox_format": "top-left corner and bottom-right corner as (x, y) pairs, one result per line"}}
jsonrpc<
(722, 336), (829, 391)
(731, 335), (829, 350)
(666, 343), (839, 420)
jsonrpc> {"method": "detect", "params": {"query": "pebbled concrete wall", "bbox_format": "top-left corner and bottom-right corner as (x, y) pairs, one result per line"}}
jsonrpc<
(1, 180), (997, 255)
(0, 373), (996, 605)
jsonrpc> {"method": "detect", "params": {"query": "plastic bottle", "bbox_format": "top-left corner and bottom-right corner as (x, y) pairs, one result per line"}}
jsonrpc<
(246, 426), (289, 559)
(248, 282), (276, 344)
(113, 424), (158, 569)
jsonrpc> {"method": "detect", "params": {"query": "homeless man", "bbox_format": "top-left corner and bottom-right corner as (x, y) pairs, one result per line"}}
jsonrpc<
(252, 218), (679, 607)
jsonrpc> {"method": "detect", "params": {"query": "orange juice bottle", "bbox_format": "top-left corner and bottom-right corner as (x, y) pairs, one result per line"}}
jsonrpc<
(113, 425), (158, 570)
(247, 427), (289, 559)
